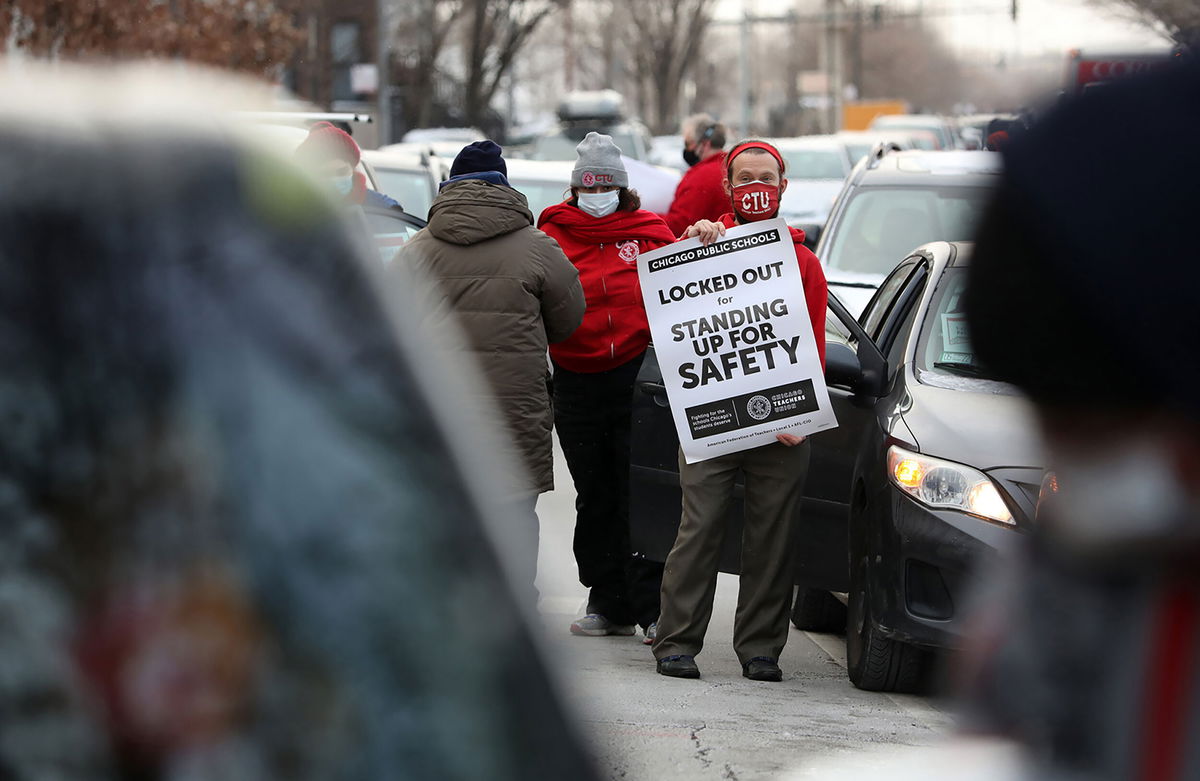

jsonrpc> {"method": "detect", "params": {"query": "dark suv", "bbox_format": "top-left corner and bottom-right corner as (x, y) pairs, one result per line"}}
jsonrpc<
(816, 148), (1001, 316)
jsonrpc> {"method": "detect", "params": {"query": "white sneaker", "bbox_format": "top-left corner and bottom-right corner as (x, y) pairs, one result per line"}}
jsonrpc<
(642, 622), (657, 645)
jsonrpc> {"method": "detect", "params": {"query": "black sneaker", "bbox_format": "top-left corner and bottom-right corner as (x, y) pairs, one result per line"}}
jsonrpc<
(742, 657), (782, 682)
(656, 654), (700, 679)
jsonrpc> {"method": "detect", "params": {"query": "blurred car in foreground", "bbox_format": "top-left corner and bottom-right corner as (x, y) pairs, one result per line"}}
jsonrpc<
(815, 148), (1001, 315)
(630, 241), (1043, 692)
(361, 147), (449, 220)
(772, 134), (853, 247)
(0, 62), (598, 779)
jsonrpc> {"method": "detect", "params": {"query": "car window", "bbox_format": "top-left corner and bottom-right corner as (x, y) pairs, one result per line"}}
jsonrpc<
(780, 149), (847, 179)
(860, 258), (920, 341)
(364, 209), (423, 265)
(825, 301), (855, 348)
(824, 186), (990, 276)
(915, 267), (1017, 393)
(371, 167), (434, 220)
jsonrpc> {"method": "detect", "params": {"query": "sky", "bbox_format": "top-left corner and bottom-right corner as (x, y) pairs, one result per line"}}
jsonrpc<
(715, 0), (1171, 60)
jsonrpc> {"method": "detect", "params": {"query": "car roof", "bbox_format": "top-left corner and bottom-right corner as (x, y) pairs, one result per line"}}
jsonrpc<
(361, 148), (429, 171)
(849, 149), (1001, 186)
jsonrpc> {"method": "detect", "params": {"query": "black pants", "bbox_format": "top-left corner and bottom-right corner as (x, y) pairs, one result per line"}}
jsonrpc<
(554, 353), (659, 627)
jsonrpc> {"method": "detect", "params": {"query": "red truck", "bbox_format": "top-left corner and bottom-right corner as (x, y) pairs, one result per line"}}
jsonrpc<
(1066, 47), (1185, 94)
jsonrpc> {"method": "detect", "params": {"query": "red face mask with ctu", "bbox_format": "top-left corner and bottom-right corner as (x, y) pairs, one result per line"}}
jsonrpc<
(731, 180), (780, 221)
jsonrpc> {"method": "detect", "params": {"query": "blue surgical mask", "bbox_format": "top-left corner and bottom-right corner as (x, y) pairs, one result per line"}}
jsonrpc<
(330, 176), (353, 197)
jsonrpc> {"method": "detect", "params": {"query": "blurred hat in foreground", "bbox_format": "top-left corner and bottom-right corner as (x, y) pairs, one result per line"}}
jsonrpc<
(966, 58), (1200, 421)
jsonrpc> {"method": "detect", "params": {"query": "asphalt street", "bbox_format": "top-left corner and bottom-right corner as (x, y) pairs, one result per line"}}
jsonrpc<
(534, 440), (957, 780)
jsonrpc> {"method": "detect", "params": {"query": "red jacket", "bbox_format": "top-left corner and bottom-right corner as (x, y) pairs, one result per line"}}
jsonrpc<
(663, 151), (729, 236)
(539, 204), (675, 373)
(719, 213), (828, 369)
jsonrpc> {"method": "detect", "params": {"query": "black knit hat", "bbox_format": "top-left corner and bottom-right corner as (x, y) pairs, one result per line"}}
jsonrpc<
(966, 58), (1200, 420)
(450, 140), (507, 178)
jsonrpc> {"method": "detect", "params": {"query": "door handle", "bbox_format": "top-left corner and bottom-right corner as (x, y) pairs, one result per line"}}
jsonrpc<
(639, 381), (667, 395)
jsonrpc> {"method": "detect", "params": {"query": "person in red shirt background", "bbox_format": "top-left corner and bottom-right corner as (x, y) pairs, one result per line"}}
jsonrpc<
(661, 114), (729, 237)
(653, 140), (828, 683)
(539, 133), (676, 640)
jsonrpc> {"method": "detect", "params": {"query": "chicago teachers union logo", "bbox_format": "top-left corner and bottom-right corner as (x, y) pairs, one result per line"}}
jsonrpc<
(581, 171), (596, 187)
(746, 395), (772, 421)
(618, 240), (640, 264)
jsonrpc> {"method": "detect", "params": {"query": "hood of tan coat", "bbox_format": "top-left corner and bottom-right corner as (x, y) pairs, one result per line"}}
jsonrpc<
(426, 179), (534, 245)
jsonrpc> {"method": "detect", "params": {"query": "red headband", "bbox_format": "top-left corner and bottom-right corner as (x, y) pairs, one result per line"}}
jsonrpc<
(725, 141), (786, 178)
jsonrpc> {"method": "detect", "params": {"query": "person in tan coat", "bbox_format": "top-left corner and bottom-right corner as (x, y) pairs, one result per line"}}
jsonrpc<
(393, 141), (585, 599)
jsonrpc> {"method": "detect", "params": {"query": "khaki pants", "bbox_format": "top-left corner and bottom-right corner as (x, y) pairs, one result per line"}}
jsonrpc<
(653, 440), (811, 665)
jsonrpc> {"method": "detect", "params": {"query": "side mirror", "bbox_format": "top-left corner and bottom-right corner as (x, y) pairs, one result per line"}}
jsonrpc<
(825, 342), (865, 391)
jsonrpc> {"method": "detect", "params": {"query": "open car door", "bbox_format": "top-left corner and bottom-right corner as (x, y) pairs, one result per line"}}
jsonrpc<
(628, 292), (886, 593)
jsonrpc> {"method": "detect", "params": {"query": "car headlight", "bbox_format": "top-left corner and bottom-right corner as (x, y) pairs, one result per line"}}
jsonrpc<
(886, 445), (1014, 525)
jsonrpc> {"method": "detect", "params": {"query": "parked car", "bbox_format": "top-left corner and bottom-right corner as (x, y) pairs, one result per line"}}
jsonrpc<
(361, 147), (449, 220)
(629, 241), (1043, 692)
(815, 148), (1001, 316)
(362, 206), (427, 265)
(649, 134), (688, 172)
(772, 134), (853, 247)
(836, 130), (916, 165)
(868, 114), (960, 150)
(530, 90), (654, 162)
(505, 158), (573, 219)
(505, 156), (680, 219)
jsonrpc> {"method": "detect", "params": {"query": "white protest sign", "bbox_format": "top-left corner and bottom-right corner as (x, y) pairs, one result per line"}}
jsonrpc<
(637, 218), (838, 463)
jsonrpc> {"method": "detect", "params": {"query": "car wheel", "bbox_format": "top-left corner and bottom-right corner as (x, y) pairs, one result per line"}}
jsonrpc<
(845, 550), (927, 693)
(790, 588), (847, 633)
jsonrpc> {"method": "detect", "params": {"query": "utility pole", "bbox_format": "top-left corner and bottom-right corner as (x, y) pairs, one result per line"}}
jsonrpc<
(564, 0), (576, 92)
(824, 0), (844, 133)
(739, 3), (751, 137)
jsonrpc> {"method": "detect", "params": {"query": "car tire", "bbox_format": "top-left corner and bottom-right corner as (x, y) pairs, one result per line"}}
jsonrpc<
(846, 553), (928, 693)
(790, 588), (847, 633)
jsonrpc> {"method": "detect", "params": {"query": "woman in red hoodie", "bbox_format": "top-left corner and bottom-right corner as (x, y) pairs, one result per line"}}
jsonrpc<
(538, 132), (676, 640)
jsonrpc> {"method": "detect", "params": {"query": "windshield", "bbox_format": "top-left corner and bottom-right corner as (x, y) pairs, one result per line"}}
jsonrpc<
(780, 148), (846, 180)
(824, 186), (990, 275)
(916, 268), (1016, 392)
(372, 168), (434, 220)
(511, 178), (570, 221)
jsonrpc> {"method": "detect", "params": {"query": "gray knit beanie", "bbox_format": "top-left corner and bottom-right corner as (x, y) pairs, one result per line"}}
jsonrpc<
(571, 132), (628, 188)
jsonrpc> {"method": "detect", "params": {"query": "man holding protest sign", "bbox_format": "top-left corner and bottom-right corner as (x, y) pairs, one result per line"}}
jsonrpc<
(649, 140), (830, 682)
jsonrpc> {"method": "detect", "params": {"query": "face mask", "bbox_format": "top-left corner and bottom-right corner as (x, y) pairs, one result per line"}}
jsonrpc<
(731, 179), (780, 222)
(682, 145), (701, 167)
(329, 176), (354, 197)
(577, 190), (620, 218)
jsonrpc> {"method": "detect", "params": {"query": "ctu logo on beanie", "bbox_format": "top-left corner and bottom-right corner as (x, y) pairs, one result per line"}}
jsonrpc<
(580, 171), (615, 187)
